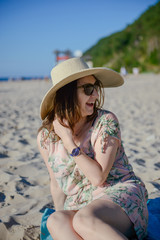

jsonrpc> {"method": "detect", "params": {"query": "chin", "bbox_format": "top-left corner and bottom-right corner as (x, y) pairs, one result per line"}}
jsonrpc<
(81, 108), (94, 118)
(84, 111), (94, 117)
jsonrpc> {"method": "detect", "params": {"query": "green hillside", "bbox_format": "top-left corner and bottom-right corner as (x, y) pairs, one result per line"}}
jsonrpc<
(84, 1), (160, 73)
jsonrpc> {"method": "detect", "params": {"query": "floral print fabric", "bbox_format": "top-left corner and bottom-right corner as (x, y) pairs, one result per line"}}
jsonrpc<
(40, 109), (148, 239)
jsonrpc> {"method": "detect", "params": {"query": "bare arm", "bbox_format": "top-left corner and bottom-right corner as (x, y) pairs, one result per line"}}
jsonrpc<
(72, 136), (118, 187)
(53, 119), (119, 187)
(37, 132), (66, 211)
(65, 136), (118, 187)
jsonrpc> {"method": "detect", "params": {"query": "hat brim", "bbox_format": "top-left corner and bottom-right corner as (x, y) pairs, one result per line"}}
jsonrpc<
(40, 67), (124, 120)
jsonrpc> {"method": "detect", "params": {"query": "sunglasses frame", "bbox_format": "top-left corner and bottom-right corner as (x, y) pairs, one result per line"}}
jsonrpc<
(77, 80), (100, 96)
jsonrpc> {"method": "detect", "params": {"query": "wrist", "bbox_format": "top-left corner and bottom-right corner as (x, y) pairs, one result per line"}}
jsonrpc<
(70, 146), (81, 157)
(64, 141), (82, 157)
(64, 140), (77, 154)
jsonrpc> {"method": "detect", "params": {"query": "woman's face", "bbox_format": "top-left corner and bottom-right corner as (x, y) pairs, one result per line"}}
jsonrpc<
(77, 75), (99, 118)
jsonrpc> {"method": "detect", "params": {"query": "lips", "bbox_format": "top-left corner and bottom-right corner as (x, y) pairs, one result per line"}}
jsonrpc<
(86, 103), (94, 107)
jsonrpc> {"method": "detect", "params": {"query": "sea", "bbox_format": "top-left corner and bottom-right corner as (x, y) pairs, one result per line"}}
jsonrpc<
(0, 77), (48, 82)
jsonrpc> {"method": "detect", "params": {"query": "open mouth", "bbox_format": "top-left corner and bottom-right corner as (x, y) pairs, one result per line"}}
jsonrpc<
(86, 103), (94, 107)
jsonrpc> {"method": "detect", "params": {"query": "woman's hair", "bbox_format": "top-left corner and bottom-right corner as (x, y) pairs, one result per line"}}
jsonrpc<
(38, 76), (104, 137)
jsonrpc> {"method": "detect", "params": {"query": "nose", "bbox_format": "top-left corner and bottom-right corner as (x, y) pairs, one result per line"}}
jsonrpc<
(92, 88), (99, 98)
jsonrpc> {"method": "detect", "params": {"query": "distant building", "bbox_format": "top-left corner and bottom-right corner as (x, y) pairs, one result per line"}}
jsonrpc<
(54, 50), (72, 64)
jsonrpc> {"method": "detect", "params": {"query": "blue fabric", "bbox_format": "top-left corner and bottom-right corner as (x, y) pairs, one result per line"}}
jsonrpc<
(40, 208), (55, 240)
(145, 197), (160, 240)
(40, 198), (160, 240)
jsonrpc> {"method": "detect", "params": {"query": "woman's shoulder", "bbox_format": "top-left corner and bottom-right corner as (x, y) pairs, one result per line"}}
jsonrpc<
(38, 128), (58, 150)
(95, 109), (119, 124)
(92, 109), (120, 136)
(91, 109), (121, 147)
(39, 127), (52, 140)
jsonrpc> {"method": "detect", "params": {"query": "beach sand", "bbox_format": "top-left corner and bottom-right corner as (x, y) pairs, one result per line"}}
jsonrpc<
(0, 74), (160, 239)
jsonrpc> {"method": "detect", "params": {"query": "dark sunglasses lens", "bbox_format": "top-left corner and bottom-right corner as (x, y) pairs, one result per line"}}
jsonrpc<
(84, 85), (94, 95)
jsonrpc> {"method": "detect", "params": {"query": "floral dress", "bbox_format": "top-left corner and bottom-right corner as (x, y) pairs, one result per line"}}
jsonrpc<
(40, 109), (148, 239)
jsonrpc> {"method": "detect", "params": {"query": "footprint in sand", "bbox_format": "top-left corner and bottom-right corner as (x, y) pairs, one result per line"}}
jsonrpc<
(18, 139), (29, 145)
(154, 162), (160, 170)
(134, 159), (146, 167)
(15, 177), (35, 195)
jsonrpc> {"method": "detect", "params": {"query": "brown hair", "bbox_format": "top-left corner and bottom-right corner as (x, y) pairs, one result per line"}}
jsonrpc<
(38, 76), (104, 137)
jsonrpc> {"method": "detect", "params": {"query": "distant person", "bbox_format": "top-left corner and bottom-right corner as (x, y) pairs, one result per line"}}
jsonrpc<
(132, 67), (139, 75)
(120, 66), (127, 76)
(37, 57), (148, 240)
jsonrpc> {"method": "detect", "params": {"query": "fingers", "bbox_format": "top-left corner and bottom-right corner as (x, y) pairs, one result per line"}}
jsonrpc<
(53, 119), (61, 132)
(53, 117), (69, 128)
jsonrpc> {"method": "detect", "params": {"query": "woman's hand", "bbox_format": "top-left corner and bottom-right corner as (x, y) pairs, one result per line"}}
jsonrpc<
(53, 118), (72, 140)
(53, 119), (76, 152)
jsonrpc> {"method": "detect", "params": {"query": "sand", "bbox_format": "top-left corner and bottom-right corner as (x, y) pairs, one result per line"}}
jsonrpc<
(0, 74), (160, 239)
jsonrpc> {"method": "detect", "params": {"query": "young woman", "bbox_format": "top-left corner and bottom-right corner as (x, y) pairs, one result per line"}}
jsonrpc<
(37, 57), (148, 240)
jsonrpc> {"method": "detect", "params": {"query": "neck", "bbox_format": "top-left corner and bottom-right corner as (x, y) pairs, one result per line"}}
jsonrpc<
(74, 117), (87, 136)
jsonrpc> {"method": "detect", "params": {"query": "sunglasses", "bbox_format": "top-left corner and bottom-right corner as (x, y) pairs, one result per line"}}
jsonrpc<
(77, 81), (99, 96)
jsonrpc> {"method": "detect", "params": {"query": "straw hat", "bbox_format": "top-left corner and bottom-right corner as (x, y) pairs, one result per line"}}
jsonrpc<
(40, 57), (124, 120)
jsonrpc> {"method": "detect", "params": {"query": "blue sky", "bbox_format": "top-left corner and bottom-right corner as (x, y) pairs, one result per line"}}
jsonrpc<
(0, 0), (158, 78)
